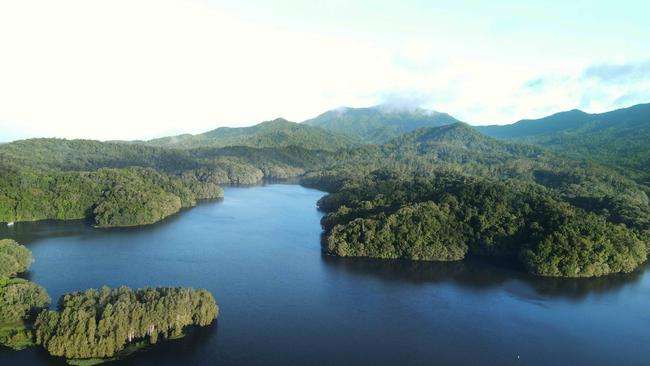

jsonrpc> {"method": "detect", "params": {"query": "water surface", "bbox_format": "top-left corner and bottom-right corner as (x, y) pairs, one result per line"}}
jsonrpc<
(1, 184), (649, 365)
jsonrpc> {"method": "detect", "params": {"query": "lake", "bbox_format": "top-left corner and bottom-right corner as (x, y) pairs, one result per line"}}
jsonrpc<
(1, 184), (649, 365)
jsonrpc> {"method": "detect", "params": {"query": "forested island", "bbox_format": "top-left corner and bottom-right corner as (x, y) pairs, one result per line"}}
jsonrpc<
(36, 286), (218, 364)
(0, 239), (218, 364)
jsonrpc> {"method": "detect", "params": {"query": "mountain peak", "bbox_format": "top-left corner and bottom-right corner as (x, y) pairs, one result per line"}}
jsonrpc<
(303, 105), (460, 143)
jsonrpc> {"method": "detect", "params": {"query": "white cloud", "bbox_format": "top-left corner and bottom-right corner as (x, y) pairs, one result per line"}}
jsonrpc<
(0, 0), (648, 140)
(0, 0), (395, 140)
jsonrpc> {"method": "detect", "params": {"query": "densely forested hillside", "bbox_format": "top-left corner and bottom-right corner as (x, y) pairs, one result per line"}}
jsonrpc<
(143, 118), (359, 151)
(0, 163), (223, 227)
(2, 107), (650, 277)
(303, 105), (459, 142)
(476, 103), (650, 186)
(306, 123), (650, 228)
(302, 123), (650, 277)
(476, 109), (593, 138)
(318, 173), (648, 277)
(0, 138), (331, 226)
(0, 138), (330, 183)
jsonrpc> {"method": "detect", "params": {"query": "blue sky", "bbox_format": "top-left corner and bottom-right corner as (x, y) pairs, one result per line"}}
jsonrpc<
(0, 0), (648, 141)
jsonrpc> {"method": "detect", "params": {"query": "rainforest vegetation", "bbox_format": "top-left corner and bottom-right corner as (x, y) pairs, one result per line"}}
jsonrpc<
(318, 172), (648, 277)
(0, 239), (50, 350)
(0, 164), (223, 227)
(1, 103), (650, 365)
(1, 105), (649, 277)
(302, 121), (650, 277)
(35, 286), (218, 362)
(144, 118), (360, 151)
(477, 103), (650, 188)
(0, 238), (219, 364)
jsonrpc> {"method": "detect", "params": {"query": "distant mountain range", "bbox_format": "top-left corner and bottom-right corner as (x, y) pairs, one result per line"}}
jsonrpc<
(476, 103), (650, 139)
(476, 103), (650, 186)
(141, 118), (359, 151)
(139, 104), (461, 150)
(116, 102), (650, 186)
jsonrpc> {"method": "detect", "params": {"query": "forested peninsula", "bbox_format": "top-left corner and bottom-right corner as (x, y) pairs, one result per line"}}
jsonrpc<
(303, 122), (650, 278)
(318, 173), (646, 277)
(0, 139), (321, 227)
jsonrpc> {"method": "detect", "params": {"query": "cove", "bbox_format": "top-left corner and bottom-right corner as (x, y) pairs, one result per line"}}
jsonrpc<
(1, 184), (649, 366)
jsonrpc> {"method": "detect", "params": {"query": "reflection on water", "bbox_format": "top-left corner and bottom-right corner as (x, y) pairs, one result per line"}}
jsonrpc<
(321, 254), (647, 300)
(1, 184), (649, 366)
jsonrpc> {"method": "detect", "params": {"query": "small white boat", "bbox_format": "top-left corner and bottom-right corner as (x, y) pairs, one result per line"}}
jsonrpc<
(7, 222), (14, 226)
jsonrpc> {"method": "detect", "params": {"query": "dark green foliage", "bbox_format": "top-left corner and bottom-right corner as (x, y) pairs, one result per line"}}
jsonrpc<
(0, 165), (223, 227)
(180, 159), (265, 185)
(305, 123), (650, 236)
(476, 109), (592, 138)
(0, 138), (199, 173)
(145, 118), (359, 151)
(477, 103), (650, 187)
(0, 278), (50, 324)
(303, 105), (459, 142)
(320, 173), (648, 277)
(35, 286), (218, 360)
(521, 214), (646, 277)
(327, 202), (468, 261)
(0, 240), (51, 350)
(0, 239), (32, 277)
(0, 136), (331, 225)
(2, 105), (650, 279)
(94, 190), (180, 228)
(0, 138), (330, 225)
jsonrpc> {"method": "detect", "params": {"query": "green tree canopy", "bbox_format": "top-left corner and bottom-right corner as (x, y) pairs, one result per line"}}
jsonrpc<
(35, 286), (218, 360)
(0, 239), (33, 278)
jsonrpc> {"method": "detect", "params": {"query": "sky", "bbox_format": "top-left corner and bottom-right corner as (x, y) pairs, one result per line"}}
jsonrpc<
(0, 0), (649, 141)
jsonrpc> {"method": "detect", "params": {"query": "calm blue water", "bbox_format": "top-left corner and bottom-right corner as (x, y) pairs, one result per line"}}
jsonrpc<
(1, 184), (649, 365)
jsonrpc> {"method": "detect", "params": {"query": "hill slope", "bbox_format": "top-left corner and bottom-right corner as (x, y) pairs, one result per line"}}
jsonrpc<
(303, 105), (460, 143)
(144, 118), (359, 151)
(476, 103), (650, 185)
(306, 123), (650, 278)
(0, 137), (333, 226)
(476, 109), (592, 138)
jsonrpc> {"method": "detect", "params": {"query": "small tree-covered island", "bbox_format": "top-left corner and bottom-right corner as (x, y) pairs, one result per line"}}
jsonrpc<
(1, 103), (650, 363)
(0, 239), (219, 364)
(36, 286), (218, 364)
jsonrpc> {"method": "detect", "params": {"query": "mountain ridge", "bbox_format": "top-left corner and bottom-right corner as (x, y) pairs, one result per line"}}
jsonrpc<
(476, 103), (650, 138)
(303, 104), (461, 143)
(141, 118), (359, 151)
(474, 103), (650, 185)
